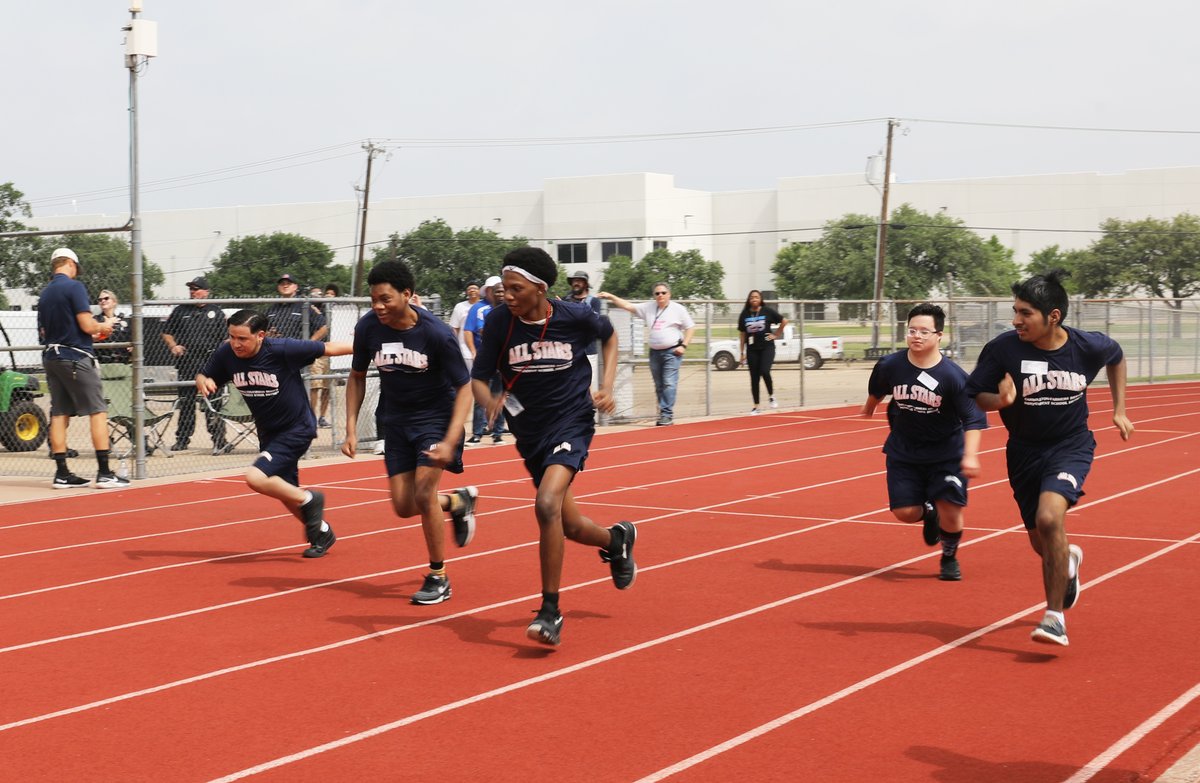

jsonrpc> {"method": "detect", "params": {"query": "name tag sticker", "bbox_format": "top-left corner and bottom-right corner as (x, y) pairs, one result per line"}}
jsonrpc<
(916, 371), (938, 390)
(1021, 360), (1049, 375)
(382, 342), (404, 354)
(503, 393), (525, 417)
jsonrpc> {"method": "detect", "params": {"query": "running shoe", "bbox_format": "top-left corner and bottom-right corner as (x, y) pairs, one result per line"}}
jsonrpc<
(921, 502), (941, 547)
(1064, 544), (1084, 610)
(938, 555), (961, 582)
(94, 472), (130, 489)
(1031, 614), (1069, 646)
(450, 486), (478, 547)
(600, 521), (638, 590)
(769, 396), (778, 409)
(52, 473), (89, 490)
(411, 573), (451, 605)
(303, 526), (336, 558)
(526, 606), (563, 646)
(300, 490), (325, 540)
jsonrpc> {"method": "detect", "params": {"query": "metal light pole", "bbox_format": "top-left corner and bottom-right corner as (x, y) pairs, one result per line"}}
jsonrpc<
(124, 1), (157, 478)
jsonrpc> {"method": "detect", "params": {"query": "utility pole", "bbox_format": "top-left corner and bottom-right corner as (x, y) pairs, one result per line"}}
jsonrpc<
(124, 0), (157, 479)
(353, 142), (384, 297)
(871, 118), (897, 349)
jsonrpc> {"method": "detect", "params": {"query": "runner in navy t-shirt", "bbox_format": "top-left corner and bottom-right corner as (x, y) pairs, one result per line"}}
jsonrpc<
(471, 246), (636, 647)
(966, 270), (1134, 647)
(341, 260), (478, 606)
(197, 309), (353, 559)
(862, 303), (987, 582)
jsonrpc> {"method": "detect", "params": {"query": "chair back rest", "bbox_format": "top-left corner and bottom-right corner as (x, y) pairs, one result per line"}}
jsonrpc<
(221, 385), (253, 419)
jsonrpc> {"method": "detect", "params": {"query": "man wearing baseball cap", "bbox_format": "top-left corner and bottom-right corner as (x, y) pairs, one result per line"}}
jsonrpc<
(162, 276), (230, 454)
(563, 270), (602, 389)
(38, 248), (128, 489)
(266, 273), (327, 341)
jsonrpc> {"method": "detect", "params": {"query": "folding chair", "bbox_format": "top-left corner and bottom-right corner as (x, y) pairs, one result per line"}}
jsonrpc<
(101, 364), (177, 458)
(202, 384), (257, 453)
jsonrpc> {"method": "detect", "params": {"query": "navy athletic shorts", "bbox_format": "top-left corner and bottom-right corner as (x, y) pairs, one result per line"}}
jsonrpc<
(1006, 430), (1096, 530)
(253, 427), (315, 487)
(884, 455), (969, 510)
(514, 413), (594, 487)
(381, 417), (465, 477)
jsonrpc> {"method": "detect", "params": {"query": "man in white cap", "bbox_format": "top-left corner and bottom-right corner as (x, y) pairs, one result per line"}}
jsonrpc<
(37, 248), (129, 488)
(463, 276), (506, 443)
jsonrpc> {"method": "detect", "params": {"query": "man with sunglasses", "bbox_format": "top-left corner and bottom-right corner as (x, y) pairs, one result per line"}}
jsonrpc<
(861, 303), (986, 581)
(599, 283), (694, 426)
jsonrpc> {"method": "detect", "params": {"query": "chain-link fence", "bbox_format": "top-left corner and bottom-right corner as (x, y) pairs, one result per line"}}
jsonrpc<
(2, 294), (1196, 482)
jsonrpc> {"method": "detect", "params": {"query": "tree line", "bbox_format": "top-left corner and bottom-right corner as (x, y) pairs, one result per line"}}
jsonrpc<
(4, 179), (1198, 311)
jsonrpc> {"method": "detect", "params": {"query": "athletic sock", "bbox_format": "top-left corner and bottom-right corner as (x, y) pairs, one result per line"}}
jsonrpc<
(1068, 550), (1078, 579)
(940, 529), (963, 559)
(97, 449), (111, 474)
(446, 492), (462, 512)
(53, 453), (70, 477)
(1045, 609), (1066, 628)
(541, 591), (559, 613)
(430, 562), (445, 576)
(300, 490), (314, 506)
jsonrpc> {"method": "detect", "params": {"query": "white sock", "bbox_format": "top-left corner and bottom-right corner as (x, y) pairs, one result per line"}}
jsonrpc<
(1068, 552), (1078, 579)
(301, 490), (314, 506)
(1045, 609), (1065, 627)
(320, 521), (329, 533)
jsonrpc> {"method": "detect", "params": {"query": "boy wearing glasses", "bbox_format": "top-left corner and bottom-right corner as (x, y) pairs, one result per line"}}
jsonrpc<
(861, 303), (986, 581)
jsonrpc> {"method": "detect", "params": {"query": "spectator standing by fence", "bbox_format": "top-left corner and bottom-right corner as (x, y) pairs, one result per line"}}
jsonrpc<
(161, 277), (230, 455)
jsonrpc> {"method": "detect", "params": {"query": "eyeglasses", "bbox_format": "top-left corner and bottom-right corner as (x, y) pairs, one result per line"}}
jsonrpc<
(653, 291), (669, 296)
(906, 328), (940, 337)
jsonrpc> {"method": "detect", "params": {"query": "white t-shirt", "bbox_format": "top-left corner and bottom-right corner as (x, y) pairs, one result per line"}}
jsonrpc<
(448, 299), (475, 360)
(634, 300), (695, 351)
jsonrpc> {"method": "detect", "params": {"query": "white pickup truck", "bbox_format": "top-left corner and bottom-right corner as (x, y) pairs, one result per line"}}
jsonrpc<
(707, 324), (843, 371)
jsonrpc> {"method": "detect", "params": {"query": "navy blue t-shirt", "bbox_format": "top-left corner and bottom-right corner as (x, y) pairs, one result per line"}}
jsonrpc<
(471, 300), (614, 438)
(200, 338), (325, 439)
(868, 351), (987, 463)
(351, 310), (469, 425)
(38, 273), (95, 358)
(266, 300), (326, 340)
(965, 327), (1123, 445)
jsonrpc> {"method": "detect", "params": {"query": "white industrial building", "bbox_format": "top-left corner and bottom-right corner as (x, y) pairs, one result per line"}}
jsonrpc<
(25, 165), (1200, 298)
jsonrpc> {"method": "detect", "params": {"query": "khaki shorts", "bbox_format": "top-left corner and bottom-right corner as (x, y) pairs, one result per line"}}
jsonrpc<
(310, 354), (332, 389)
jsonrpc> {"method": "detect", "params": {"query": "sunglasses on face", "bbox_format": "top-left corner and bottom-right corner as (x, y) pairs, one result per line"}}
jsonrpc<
(653, 291), (669, 296)
(98, 296), (112, 302)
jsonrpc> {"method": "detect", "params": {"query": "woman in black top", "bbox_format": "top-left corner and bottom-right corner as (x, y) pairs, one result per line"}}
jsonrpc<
(737, 290), (788, 413)
(95, 289), (131, 363)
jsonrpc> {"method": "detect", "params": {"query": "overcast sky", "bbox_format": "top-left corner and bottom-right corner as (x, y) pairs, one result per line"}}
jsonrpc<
(6, 1), (1198, 222)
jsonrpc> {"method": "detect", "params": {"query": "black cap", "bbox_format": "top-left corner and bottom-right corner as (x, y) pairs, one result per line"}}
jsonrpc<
(186, 276), (210, 290)
(278, 273), (297, 283)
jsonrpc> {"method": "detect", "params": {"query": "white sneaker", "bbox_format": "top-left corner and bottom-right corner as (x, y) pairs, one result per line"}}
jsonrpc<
(95, 472), (130, 489)
(749, 408), (760, 415)
(769, 397), (778, 409)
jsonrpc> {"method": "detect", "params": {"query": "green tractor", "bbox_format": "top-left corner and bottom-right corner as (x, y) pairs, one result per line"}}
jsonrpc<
(0, 368), (47, 452)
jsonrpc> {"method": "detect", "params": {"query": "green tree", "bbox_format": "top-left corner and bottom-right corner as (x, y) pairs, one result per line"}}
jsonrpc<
(20, 232), (164, 304)
(772, 204), (1019, 304)
(1084, 215), (1200, 307)
(1025, 244), (1094, 290)
(0, 183), (48, 309)
(208, 233), (339, 298)
(595, 248), (725, 299)
(367, 219), (528, 303)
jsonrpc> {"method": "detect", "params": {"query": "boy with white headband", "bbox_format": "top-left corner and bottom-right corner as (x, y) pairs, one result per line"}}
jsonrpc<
(471, 246), (637, 646)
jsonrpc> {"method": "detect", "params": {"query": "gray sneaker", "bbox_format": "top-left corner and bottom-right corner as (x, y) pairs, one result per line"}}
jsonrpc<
(1064, 544), (1083, 610)
(411, 573), (451, 605)
(1031, 614), (1069, 646)
(450, 486), (478, 547)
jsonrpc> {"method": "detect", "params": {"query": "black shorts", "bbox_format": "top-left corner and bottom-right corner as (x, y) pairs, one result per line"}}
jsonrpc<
(514, 413), (594, 487)
(1006, 430), (1096, 529)
(381, 417), (465, 477)
(884, 455), (969, 510)
(253, 428), (315, 487)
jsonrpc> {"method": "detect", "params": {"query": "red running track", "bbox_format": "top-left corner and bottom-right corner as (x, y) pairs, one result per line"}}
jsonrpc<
(1, 381), (1197, 782)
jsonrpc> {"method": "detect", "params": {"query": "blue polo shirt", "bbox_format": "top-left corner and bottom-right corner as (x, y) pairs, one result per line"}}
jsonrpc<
(38, 273), (95, 358)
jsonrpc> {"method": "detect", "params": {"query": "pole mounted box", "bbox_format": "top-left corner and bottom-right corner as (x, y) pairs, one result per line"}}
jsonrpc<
(125, 19), (157, 58)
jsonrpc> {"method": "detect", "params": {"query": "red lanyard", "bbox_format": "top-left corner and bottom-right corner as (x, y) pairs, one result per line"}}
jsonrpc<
(499, 302), (552, 391)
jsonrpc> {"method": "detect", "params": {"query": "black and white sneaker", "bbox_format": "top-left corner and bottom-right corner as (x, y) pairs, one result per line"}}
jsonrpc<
(303, 526), (336, 558)
(938, 555), (961, 582)
(52, 473), (89, 490)
(600, 521), (638, 590)
(411, 573), (451, 605)
(300, 490), (325, 537)
(1031, 613), (1069, 646)
(466, 435), (482, 445)
(921, 502), (941, 547)
(94, 472), (130, 489)
(526, 606), (563, 646)
(450, 486), (478, 547)
(1064, 544), (1083, 610)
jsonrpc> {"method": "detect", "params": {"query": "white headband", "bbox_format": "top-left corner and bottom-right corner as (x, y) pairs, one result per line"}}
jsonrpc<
(501, 265), (548, 289)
